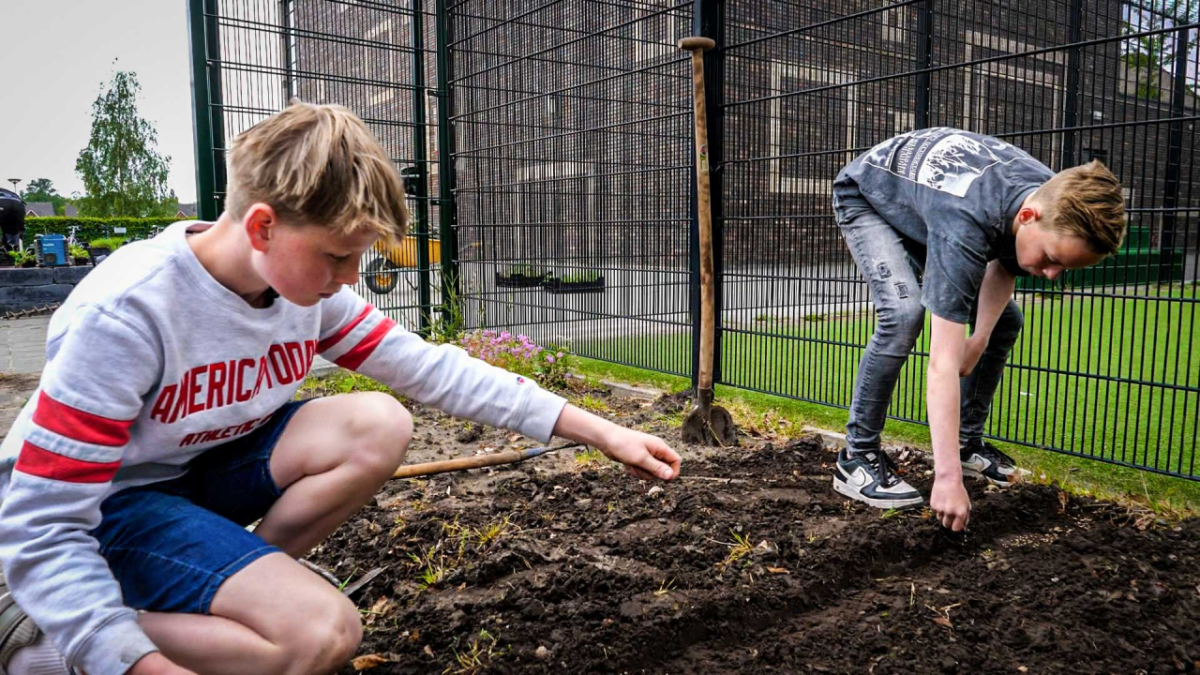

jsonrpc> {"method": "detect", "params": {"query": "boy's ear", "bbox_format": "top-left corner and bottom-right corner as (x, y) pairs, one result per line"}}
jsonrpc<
(1018, 203), (1041, 225)
(244, 203), (278, 252)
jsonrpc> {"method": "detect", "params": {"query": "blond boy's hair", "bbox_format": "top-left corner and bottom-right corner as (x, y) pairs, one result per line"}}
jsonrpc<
(1037, 160), (1126, 256)
(225, 101), (409, 241)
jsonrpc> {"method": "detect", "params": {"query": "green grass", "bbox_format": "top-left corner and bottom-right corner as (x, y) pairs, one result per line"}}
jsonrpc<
(572, 285), (1200, 513)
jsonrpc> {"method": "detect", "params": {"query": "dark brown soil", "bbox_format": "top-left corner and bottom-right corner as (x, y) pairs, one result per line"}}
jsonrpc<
(308, 384), (1200, 675)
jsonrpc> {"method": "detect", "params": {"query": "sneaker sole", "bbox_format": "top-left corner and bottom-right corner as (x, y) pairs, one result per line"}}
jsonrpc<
(962, 466), (1011, 487)
(832, 476), (924, 509)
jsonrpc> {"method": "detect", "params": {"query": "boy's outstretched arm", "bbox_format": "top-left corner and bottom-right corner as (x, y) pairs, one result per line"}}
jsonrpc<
(961, 261), (1017, 377)
(927, 315), (971, 532)
(552, 405), (680, 481)
(317, 291), (679, 481)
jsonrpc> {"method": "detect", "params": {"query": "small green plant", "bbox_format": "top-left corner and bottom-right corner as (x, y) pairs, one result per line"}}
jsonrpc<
(408, 547), (449, 590)
(457, 329), (571, 389)
(88, 237), (126, 251)
(428, 271), (465, 344)
(718, 530), (755, 570)
(69, 244), (88, 259)
(881, 508), (901, 520)
(448, 629), (502, 675)
(574, 447), (607, 466)
(654, 577), (677, 597)
(337, 566), (360, 592)
(802, 313), (826, 322)
(503, 263), (547, 277)
(7, 249), (37, 266)
(575, 394), (610, 413)
(474, 516), (514, 548)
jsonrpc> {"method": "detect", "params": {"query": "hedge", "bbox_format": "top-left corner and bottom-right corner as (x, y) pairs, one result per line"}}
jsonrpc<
(23, 217), (186, 245)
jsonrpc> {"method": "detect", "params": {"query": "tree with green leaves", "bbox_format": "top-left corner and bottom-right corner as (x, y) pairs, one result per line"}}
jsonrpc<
(1122, 0), (1199, 101)
(75, 70), (177, 217)
(20, 178), (69, 216)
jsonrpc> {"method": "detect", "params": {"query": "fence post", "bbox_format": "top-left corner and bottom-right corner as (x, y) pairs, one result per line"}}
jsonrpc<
(281, 0), (295, 101)
(1158, 23), (1191, 284)
(914, 0), (933, 129)
(1060, 0), (1083, 169)
(688, 0), (725, 387)
(188, 0), (221, 220)
(411, 0), (433, 333)
(434, 0), (461, 323)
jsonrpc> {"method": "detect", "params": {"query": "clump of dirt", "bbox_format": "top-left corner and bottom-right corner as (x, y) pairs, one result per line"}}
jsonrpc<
(307, 386), (1200, 674)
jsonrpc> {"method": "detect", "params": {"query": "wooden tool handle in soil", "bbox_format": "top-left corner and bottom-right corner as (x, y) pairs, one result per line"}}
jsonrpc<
(391, 444), (578, 479)
(679, 36), (717, 391)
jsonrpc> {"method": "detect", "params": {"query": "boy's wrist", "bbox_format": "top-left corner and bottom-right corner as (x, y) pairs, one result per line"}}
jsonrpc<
(934, 466), (964, 482)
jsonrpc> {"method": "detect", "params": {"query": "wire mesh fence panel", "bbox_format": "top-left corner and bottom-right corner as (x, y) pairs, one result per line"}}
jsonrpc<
(721, 0), (1200, 478)
(190, 0), (443, 332)
(192, 0), (1200, 478)
(448, 1), (696, 376)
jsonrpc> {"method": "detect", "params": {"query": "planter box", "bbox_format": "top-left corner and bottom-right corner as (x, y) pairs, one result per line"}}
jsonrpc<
(543, 276), (605, 294)
(495, 272), (547, 289)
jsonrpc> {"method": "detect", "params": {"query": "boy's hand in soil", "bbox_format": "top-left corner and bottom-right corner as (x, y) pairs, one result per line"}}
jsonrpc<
(930, 478), (971, 532)
(553, 404), (681, 481)
(129, 652), (199, 675)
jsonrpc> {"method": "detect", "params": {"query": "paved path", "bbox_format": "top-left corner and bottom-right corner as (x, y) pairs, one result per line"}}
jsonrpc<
(0, 317), (49, 375)
(0, 317), (49, 458)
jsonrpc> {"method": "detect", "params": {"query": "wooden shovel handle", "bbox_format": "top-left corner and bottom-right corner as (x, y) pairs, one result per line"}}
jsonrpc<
(679, 36), (716, 391)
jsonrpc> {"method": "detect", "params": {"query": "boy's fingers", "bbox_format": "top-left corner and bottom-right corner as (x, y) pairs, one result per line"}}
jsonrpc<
(630, 447), (677, 481)
(648, 442), (682, 477)
(626, 465), (656, 481)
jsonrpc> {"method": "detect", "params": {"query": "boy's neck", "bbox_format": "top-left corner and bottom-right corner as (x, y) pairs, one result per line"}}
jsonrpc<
(188, 214), (276, 308)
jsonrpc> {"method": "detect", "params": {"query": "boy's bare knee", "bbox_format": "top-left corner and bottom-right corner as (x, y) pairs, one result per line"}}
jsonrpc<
(283, 594), (362, 674)
(346, 392), (412, 472)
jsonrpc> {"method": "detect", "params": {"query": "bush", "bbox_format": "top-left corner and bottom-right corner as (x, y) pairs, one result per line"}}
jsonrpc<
(457, 330), (570, 390)
(24, 217), (180, 243)
(88, 237), (127, 251)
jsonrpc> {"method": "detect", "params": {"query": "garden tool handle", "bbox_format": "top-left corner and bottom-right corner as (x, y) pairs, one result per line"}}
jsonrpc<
(679, 36), (717, 392)
(391, 443), (584, 479)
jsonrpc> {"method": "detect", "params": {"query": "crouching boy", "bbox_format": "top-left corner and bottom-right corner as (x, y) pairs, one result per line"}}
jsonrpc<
(0, 102), (681, 675)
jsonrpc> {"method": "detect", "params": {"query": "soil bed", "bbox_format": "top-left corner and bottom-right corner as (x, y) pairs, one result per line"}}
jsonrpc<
(307, 383), (1200, 674)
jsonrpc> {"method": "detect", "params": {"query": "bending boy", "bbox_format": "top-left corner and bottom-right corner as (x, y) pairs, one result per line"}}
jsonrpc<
(830, 127), (1125, 531)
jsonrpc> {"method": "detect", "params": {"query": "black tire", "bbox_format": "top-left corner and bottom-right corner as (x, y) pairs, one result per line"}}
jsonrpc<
(364, 256), (399, 295)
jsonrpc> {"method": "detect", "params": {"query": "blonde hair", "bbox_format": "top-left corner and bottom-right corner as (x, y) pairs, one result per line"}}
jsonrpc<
(1037, 160), (1127, 256)
(225, 101), (409, 241)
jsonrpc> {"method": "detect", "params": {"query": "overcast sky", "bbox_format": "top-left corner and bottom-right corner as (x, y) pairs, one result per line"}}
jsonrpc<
(0, 0), (197, 202)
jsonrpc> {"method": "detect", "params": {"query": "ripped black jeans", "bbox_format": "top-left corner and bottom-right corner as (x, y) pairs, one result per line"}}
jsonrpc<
(837, 207), (1023, 453)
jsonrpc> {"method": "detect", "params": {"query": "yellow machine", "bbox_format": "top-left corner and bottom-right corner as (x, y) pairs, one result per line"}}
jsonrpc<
(364, 236), (441, 295)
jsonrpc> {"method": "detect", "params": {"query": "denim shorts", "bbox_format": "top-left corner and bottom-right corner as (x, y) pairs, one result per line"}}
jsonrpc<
(90, 401), (309, 615)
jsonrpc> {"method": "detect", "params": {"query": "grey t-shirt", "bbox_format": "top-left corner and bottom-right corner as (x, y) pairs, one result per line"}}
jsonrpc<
(833, 127), (1051, 323)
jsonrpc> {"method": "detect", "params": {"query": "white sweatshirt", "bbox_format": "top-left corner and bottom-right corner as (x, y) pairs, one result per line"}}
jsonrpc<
(0, 221), (567, 675)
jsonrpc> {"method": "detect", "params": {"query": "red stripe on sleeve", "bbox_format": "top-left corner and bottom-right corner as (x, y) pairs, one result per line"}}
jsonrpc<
(317, 305), (374, 353)
(15, 441), (121, 484)
(32, 392), (134, 447)
(333, 318), (396, 371)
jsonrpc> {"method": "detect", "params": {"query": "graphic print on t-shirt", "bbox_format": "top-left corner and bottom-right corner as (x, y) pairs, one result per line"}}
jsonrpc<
(862, 128), (1032, 198)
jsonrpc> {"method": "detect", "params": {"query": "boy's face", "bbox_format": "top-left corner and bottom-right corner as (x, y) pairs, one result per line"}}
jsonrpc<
(247, 206), (378, 306)
(1014, 207), (1104, 280)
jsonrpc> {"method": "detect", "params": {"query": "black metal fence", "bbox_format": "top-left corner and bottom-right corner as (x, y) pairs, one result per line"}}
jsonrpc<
(190, 0), (1200, 479)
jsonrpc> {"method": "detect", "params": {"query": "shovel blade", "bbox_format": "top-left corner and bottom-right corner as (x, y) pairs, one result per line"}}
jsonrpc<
(681, 403), (738, 447)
